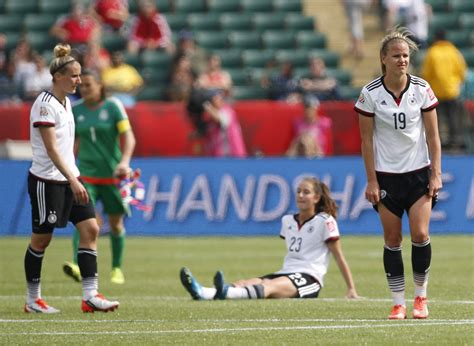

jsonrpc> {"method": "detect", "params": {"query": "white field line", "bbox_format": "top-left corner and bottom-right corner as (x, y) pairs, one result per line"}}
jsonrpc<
(0, 296), (473, 304)
(1, 318), (473, 324)
(1, 321), (474, 336)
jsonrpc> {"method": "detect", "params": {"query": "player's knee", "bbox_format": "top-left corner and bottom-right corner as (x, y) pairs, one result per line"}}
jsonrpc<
(30, 238), (52, 252)
(384, 233), (402, 247)
(411, 231), (429, 244)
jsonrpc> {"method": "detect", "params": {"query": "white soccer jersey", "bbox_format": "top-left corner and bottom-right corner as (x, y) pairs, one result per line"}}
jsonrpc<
(276, 212), (340, 286)
(354, 75), (438, 173)
(30, 91), (79, 182)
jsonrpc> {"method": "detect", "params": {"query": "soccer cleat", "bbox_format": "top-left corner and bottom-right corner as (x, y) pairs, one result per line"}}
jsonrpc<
(388, 305), (407, 320)
(179, 267), (203, 300)
(24, 298), (60, 313)
(110, 268), (125, 285)
(413, 296), (429, 319)
(81, 294), (119, 313)
(213, 270), (229, 300)
(63, 261), (82, 282)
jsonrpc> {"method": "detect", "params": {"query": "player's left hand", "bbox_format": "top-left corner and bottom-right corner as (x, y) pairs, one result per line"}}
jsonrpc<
(114, 163), (131, 178)
(345, 288), (363, 299)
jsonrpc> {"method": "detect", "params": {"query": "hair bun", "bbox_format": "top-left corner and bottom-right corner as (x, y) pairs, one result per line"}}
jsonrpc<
(53, 43), (72, 58)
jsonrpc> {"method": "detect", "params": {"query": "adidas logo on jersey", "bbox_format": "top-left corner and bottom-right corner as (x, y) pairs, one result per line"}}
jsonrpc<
(381, 100), (387, 105)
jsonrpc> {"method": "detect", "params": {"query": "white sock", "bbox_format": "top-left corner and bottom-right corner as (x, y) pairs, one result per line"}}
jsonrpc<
(392, 291), (405, 306)
(82, 277), (98, 300)
(414, 282), (428, 298)
(226, 286), (249, 299)
(200, 286), (217, 300)
(27, 282), (41, 304)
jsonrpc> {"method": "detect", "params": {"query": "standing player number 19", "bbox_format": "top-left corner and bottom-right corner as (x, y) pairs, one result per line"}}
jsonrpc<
(392, 112), (406, 130)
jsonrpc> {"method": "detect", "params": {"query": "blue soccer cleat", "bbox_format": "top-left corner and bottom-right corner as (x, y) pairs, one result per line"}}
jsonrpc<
(213, 270), (229, 300)
(180, 267), (203, 300)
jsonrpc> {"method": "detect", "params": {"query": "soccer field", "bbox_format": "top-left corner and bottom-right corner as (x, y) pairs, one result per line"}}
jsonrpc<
(0, 235), (473, 344)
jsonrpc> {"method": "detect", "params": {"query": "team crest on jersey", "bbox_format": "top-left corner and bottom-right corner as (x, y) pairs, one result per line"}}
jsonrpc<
(40, 107), (48, 116)
(380, 190), (387, 199)
(358, 93), (365, 104)
(99, 110), (109, 121)
(427, 87), (435, 101)
(77, 114), (85, 122)
(47, 211), (57, 224)
(409, 97), (416, 105)
(325, 220), (336, 233)
(307, 226), (314, 233)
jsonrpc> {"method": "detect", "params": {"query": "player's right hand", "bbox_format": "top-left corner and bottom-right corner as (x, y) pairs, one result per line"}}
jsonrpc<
(70, 178), (89, 205)
(365, 181), (380, 205)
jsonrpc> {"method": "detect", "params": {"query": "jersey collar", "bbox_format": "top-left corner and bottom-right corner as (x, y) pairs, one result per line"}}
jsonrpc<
(381, 74), (411, 105)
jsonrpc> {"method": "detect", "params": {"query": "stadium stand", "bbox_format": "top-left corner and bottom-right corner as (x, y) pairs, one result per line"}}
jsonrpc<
(6, 0), (454, 102)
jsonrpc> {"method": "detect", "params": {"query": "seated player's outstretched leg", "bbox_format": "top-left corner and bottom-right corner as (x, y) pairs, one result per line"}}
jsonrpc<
(180, 267), (204, 300)
(180, 267), (218, 300)
(213, 271), (229, 300)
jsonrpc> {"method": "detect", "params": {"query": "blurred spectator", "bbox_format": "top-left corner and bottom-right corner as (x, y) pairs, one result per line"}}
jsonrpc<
(287, 96), (333, 158)
(342, 0), (371, 60)
(167, 54), (195, 102)
(0, 33), (7, 69)
(101, 51), (144, 107)
(461, 69), (474, 101)
(82, 40), (111, 73)
(11, 38), (35, 100)
(382, 0), (430, 48)
(421, 30), (468, 150)
(175, 30), (207, 76)
(382, 0), (412, 31)
(90, 0), (129, 33)
(0, 45), (20, 104)
(404, 0), (431, 48)
(197, 54), (232, 97)
(299, 57), (341, 101)
(202, 89), (247, 157)
(127, 0), (174, 55)
(22, 53), (53, 101)
(49, 2), (101, 53)
(266, 61), (300, 103)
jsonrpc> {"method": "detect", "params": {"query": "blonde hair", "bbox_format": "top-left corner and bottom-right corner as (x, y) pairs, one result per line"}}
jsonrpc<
(379, 27), (418, 74)
(49, 43), (76, 76)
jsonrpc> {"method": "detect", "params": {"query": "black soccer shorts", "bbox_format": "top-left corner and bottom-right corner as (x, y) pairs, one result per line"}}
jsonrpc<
(374, 167), (438, 218)
(28, 173), (96, 234)
(261, 272), (321, 298)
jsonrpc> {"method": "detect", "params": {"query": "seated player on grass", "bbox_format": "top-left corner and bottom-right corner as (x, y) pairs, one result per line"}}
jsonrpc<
(180, 177), (360, 300)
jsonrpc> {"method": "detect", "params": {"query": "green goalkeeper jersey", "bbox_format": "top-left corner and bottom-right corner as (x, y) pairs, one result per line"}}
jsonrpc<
(73, 97), (131, 178)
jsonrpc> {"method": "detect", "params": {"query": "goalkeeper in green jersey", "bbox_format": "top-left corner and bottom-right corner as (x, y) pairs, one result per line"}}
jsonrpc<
(63, 69), (136, 285)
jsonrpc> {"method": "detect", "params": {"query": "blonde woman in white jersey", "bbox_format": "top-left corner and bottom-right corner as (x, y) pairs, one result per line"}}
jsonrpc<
(24, 43), (119, 313)
(180, 177), (359, 301)
(354, 27), (442, 320)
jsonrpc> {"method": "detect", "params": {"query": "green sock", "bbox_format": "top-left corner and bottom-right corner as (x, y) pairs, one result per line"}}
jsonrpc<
(110, 230), (125, 269)
(72, 229), (80, 264)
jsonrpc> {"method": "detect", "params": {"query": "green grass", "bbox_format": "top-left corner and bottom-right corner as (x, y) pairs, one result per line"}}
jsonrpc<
(0, 235), (473, 345)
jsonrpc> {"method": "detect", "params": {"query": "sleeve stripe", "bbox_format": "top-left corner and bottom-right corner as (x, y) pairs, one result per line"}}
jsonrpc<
(325, 236), (340, 243)
(354, 107), (374, 117)
(33, 122), (55, 127)
(421, 101), (439, 112)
